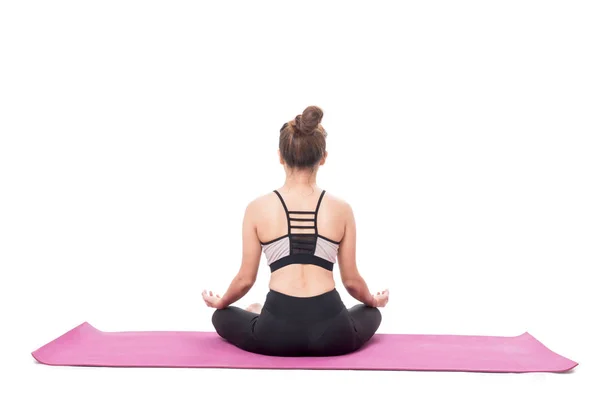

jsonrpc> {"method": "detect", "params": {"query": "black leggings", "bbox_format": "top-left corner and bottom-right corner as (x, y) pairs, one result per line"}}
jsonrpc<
(212, 289), (382, 357)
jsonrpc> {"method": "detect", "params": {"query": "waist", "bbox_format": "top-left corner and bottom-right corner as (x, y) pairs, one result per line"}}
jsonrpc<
(263, 288), (345, 320)
(269, 265), (335, 296)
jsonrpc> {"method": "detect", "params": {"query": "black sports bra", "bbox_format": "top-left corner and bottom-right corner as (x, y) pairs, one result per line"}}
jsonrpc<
(260, 190), (340, 272)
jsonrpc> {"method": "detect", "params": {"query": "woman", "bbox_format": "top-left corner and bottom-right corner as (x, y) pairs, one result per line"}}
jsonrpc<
(202, 105), (389, 357)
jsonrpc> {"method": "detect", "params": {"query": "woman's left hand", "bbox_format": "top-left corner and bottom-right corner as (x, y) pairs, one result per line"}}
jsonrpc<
(202, 290), (225, 309)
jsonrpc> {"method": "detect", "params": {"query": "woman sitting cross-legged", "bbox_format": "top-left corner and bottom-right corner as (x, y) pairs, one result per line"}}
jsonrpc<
(202, 105), (389, 357)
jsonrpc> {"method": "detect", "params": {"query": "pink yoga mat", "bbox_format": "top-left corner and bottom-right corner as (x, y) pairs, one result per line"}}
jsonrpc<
(31, 322), (577, 372)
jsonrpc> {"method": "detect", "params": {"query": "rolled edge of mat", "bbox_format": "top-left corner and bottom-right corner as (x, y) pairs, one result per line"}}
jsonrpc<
(31, 321), (96, 365)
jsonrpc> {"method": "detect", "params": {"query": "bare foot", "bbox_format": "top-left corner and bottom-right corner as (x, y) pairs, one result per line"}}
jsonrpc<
(245, 303), (263, 314)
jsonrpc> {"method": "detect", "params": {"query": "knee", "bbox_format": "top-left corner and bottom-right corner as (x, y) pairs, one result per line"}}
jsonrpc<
(351, 304), (382, 327)
(211, 308), (228, 336)
(358, 305), (382, 332)
(368, 306), (382, 328)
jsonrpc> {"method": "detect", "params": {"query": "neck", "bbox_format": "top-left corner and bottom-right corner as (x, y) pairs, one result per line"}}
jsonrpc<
(282, 168), (318, 193)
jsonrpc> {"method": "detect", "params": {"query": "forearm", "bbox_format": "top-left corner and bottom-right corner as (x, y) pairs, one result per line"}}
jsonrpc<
(219, 274), (254, 308)
(344, 276), (376, 307)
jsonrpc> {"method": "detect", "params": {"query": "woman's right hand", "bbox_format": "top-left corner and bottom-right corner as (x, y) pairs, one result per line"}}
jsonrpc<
(372, 289), (389, 307)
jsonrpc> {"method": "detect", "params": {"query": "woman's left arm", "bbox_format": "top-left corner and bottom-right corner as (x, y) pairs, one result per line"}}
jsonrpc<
(214, 201), (261, 308)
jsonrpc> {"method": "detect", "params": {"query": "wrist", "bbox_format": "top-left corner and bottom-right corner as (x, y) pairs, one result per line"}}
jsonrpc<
(368, 294), (377, 307)
(216, 298), (227, 309)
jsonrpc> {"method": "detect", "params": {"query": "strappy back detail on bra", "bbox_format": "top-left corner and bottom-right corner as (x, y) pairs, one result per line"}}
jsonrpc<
(260, 189), (340, 272)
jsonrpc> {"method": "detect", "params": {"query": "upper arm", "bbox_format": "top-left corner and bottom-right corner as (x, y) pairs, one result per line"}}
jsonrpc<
(337, 201), (362, 284)
(236, 200), (262, 283)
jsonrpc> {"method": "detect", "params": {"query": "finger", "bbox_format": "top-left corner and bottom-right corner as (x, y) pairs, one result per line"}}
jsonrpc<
(216, 294), (221, 298)
(209, 291), (213, 296)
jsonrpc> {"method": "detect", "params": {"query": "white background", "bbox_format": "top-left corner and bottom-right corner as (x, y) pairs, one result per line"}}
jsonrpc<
(1, 1), (598, 399)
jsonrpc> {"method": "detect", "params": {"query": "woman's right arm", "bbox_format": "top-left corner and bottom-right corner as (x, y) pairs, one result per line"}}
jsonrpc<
(338, 201), (377, 307)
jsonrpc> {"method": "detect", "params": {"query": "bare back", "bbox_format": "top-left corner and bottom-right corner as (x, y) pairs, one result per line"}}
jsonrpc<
(254, 187), (346, 297)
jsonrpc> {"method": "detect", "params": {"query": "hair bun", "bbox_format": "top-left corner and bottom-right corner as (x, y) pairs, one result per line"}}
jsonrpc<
(294, 105), (324, 136)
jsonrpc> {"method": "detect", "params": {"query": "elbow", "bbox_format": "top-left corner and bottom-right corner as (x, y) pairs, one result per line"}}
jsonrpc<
(235, 274), (255, 290)
(342, 276), (362, 292)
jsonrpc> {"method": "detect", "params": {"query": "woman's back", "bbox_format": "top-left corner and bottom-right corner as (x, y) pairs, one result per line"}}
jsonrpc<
(205, 105), (387, 357)
(255, 186), (346, 297)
